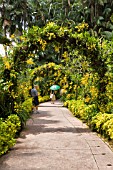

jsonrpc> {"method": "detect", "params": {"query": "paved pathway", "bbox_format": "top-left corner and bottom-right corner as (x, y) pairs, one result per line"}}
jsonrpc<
(0, 100), (113, 170)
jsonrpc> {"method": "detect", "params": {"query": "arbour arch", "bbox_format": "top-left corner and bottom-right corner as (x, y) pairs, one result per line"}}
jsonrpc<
(10, 21), (107, 99)
(12, 21), (100, 75)
(10, 22), (107, 100)
(31, 62), (70, 96)
(2, 21), (108, 117)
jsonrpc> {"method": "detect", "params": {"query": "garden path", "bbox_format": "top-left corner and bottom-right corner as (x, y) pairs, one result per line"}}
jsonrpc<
(0, 100), (113, 170)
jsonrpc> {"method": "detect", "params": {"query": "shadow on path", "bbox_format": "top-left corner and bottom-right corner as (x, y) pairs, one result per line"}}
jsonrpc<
(20, 109), (91, 138)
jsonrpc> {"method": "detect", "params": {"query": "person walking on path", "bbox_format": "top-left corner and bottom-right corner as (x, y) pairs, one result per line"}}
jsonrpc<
(31, 85), (39, 112)
(50, 91), (56, 104)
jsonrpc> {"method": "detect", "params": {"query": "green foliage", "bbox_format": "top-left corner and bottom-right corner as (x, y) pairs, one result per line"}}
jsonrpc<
(39, 95), (50, 103)
(0, 56), (14, 118)
(31, 62), (69, 97)
(64, 99), (113, 140)
(64, 99), (98, 122)
(0, 35), (11, 44)
(0, 115), (21, 156)
(16, 98), (32, 126)
(91, 113), (113, 139)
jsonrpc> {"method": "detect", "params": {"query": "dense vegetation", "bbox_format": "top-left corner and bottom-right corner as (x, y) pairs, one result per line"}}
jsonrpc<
(1, 0), (113, 156)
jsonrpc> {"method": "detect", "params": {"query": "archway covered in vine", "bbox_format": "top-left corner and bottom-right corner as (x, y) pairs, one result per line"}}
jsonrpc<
(3, 21), (113, 140)
(30, 62), (74, 97)
(11, 22), (102, 92)
(4, 21), (107, 118)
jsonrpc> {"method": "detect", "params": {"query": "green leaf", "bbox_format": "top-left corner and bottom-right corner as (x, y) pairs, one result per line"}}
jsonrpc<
(0, 35), (11, 45)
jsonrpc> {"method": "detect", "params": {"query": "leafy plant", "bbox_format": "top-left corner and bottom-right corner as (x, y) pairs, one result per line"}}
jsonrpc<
(0, 114), (21, 156)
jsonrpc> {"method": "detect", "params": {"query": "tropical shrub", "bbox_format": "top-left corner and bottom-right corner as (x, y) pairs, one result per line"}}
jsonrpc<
(0, 115), (21, 156)
(64, 99), (98, 123)
(91, 113), (113, 139)
(38, 95), (50, 103)
(15, 98), (32, 126)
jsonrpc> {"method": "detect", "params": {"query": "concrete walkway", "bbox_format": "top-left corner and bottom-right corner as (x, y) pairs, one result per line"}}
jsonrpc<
(0, 100), (113, 170)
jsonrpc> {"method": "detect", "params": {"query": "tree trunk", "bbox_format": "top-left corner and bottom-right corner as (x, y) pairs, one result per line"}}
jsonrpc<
(90, 0), (94, 26)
